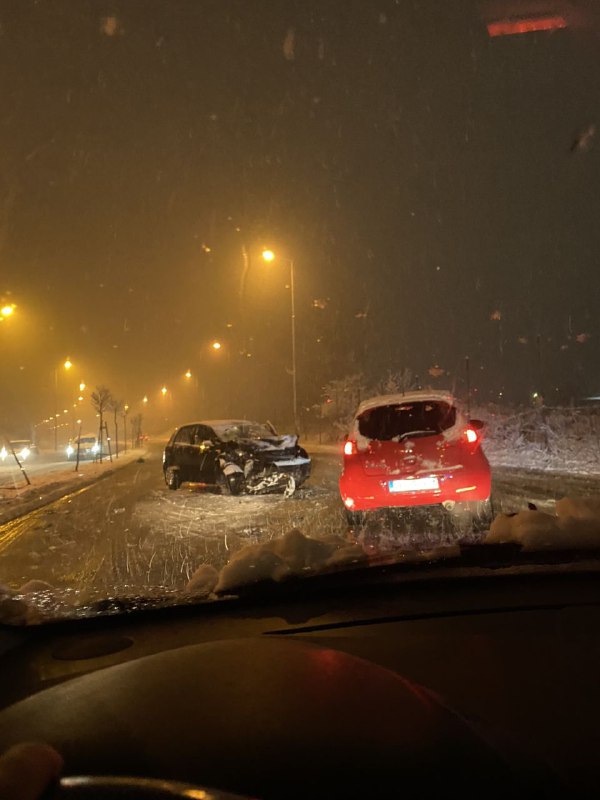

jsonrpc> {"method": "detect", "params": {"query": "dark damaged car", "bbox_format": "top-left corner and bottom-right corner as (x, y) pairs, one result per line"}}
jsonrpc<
(162, 419), (311, 496)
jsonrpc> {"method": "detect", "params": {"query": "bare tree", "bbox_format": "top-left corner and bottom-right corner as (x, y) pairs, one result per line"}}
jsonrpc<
(91, 386), (112, 463)
(131, 413), (143, 448)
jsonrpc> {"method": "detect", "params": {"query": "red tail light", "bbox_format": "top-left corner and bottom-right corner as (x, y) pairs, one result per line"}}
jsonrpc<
(343, 439), (357, 456)
(465, 428), (478, 444)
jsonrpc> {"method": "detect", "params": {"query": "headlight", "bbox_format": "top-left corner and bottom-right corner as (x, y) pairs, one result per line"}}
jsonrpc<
(19, 447), (30, 460)
(0, 447), (6, 460)
(92, 443), (100, 453)
(66, 445), (74, 456)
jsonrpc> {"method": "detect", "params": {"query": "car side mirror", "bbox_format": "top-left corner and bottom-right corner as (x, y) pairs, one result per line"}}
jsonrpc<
(469, 419), (484, 430)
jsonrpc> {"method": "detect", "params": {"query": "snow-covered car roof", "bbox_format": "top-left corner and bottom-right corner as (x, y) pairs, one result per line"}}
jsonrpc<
(354, 390), (458, 418)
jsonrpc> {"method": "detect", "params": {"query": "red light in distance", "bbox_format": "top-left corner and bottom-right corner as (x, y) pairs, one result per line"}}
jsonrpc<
(487, 15), (567, 37)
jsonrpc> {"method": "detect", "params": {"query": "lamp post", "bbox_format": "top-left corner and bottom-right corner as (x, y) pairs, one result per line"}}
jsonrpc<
(261, 249), (298, 432)
(54, 358), (73, 451)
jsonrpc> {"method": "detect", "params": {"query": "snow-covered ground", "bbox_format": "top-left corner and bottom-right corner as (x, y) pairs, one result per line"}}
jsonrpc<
(0, 449), (148, 526)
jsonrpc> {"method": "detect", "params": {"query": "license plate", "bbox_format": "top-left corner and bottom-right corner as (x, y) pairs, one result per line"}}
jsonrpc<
(388, 477), (439, 493)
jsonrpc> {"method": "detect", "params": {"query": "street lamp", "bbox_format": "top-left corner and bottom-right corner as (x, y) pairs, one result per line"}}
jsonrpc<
(211, 340), (222, 351)
(185, 369), (192, 379)
(261, 248), (298, 432)
(54, 358), (74, 451)
(0, 303), (15, 319)
(161, 386), (167, 396)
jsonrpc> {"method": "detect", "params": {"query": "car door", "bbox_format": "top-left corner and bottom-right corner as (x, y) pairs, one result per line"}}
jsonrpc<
(192, 425), (218, 482)
(170, 426), (198, 480)
(175, 425), (219, 482)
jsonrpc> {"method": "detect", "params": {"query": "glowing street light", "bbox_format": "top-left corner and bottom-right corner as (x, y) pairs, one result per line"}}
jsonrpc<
(79, 382), (86, 391)
(211, 341), (222, 351)
(161, 386), (167, 396)
(0, 303), (15, 319)
(53, 358), (75, 450)
(185, 369), (192, 379)
(142, 396), (148, 404)
(261, 247), (298, 432)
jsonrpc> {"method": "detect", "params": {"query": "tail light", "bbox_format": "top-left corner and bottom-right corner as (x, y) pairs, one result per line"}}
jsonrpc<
(464, 428), (478, 445)
(343, 439), (357, 456)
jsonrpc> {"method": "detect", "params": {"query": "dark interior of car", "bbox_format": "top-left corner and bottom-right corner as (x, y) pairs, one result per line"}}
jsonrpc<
(0, 564), (598, 798)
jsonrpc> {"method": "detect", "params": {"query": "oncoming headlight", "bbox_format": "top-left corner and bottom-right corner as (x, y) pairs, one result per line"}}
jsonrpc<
(91, 443), (100, 454)
(66, 445), (74, 457)
(0, 447), (7, 460)
(19, 447), (30, 460)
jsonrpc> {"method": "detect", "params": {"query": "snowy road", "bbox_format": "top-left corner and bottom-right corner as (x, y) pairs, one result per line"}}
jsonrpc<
(0, 443), (598, 606)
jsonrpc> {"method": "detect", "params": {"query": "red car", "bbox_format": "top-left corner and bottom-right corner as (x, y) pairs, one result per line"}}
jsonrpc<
(339, 391), (492, 528)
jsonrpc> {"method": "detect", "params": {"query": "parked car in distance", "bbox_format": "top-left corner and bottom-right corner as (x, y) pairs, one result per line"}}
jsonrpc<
(163, 419), (311, 495)
(339, 390), (492, 528)
(66, 434), (100, 461)
(0, 439), (38, 463)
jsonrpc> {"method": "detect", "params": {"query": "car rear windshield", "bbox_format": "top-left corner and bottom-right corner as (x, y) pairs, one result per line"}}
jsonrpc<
(357, 401), (457, 441)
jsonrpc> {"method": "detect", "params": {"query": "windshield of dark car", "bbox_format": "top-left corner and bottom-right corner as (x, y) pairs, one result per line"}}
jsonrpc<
(1, 1), (600, 626)
(213, 422), (275, 441)
(358, 402), (456, 441)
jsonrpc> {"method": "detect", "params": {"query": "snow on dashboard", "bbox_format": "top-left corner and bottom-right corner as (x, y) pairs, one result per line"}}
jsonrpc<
(486, 496), (600, 551)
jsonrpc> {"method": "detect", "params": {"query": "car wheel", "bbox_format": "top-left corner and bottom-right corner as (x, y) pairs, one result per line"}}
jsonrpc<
(451, 498), (494, 535)
(346, 509), (366, 527)
(283, 474), (296, 498)
(165, 466), (181, 491)
(473, 498), (495, 531)
(218, 471), (244, 496)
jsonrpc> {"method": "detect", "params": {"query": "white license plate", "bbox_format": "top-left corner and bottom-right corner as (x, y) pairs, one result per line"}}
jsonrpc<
(388, 477), (439, 493)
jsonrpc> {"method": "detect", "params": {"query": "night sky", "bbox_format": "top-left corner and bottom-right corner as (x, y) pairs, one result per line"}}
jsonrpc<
(2, 0), (600, 435)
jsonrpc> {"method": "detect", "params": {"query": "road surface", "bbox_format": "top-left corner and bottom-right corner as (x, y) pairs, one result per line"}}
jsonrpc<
(0, 443), (598, 611)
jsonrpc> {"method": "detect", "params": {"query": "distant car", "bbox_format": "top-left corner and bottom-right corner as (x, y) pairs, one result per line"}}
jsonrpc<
(339, 390), (492, 528)
(0, 439), (38, 463)
(66, 434), (101, 460)
(162, 419), (311, 495)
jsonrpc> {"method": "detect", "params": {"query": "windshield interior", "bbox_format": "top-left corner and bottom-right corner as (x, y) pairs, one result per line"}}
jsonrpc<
(1, 0), (600, 626)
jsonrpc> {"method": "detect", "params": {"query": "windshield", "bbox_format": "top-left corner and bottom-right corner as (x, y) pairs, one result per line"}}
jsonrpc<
(1, 0), (600, 626)
(212, 422), (277, 441)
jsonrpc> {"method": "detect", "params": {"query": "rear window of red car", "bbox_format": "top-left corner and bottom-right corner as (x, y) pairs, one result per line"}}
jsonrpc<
(358, 401), (456, 441)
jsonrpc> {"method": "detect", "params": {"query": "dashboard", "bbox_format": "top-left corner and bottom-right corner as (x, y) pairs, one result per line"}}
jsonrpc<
(0, 567), (598, 798)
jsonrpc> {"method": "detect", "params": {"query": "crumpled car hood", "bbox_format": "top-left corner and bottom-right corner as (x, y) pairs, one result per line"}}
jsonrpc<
(236, 434), (299, 451)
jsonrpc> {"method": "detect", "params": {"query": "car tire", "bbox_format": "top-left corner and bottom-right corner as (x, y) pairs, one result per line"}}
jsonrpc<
(451, 498), (494, 535)
(218, 471), (244, 496)
(346, 509), (366, 527)
(165, 467), (181, 491)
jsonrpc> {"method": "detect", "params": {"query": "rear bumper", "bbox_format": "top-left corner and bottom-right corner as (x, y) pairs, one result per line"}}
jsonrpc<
(339, 468), (491, 512)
